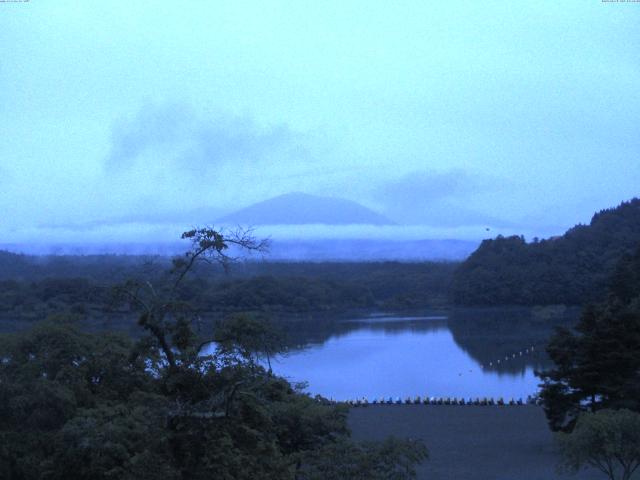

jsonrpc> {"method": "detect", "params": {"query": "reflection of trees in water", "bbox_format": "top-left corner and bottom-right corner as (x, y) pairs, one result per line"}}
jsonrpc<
(65, 306), (581, 378)
(77, 310), (449, 351)
(276, 307), (582, 372)
(277, 312), (450, 352)
(341, 317), (449, 335)
(447, 306), (582, 374)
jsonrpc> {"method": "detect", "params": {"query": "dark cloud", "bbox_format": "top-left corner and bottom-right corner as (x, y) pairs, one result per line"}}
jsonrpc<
(405, 202), (517, 228)
(105, 102), (298, 174)
(194, 119), (294, 172)
(377, 169), (490, 206)
(376, 169), (515, 227)
(38, 205), (226, 231)
(105, 102), (194, 170)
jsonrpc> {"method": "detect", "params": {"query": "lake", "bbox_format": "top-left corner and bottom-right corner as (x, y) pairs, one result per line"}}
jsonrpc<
(267, 307), (578, 401)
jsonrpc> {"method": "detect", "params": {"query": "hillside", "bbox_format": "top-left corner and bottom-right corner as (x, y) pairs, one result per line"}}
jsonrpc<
(452, 198), (640, 306)
(218, 192), (394, 225)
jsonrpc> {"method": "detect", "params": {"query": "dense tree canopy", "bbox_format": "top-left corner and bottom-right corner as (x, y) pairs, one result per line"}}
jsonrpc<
(557, 409), (640, 480)
(0, 228), (427, 479)
(0, 260), (455, 331)
(452, 199), (640, 306)
(538, 244), (640, 431)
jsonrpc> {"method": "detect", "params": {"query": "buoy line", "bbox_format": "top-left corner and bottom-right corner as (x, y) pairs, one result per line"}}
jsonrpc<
(316, 395), (542, 407)
(480, 345), (537, 369)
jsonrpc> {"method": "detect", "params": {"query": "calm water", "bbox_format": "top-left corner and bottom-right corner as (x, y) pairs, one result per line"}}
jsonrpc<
(269, 310), (568, 401)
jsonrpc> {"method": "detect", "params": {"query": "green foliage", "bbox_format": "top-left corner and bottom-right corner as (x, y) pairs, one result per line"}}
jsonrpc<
(0, 261), (455, 330)
(0, 323), (426, 479)
(204, 275), (375, 312)
(0, 319), (154, 479)
(213, 314), (285, 371)
(557, 409), (640, 480)
(0, 229), (428, 479)
(452, 198), (640, 305)
(539, 245), (640, 431)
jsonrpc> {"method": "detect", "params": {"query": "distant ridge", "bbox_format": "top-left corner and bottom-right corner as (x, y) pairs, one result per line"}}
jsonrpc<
(452, 198), (640, 306)
(218, 192), (395, 226)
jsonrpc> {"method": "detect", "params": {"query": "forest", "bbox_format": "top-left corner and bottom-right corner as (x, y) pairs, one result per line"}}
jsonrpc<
(2, 201), (640, 479)
(5, 198), (640, 322)
(0, 229), (429, 479)
(452, 199), (640, 306)
(0, 256), (455, 335)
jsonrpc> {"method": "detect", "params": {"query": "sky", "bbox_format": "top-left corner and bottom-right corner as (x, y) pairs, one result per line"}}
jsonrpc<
(1, 1), (639, 248)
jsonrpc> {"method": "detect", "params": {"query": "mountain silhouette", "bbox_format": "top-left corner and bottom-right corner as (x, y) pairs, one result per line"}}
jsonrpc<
(218, 192), (394, 225)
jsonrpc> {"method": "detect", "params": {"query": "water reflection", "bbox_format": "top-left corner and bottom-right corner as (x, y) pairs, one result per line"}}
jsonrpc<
(272, 308), (579, 401)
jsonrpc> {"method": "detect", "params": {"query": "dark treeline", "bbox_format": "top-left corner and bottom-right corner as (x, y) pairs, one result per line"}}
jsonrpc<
(452, 198), (640, 306)
(539, 243), (640, 431)
(204, 262), (455, 311)
(539, 244), (640, 478)
(1, 251), (456, 283)
(0, 260), (456, 328)
(0, 251), (153, 282)
(0, 228), (428, 479)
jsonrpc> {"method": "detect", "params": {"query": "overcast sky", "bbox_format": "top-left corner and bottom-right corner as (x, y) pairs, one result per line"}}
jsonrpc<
(1, 1), (639, 246)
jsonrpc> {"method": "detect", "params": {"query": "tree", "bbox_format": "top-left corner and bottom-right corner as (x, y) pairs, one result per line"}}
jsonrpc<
(452, 198), (640, 306)
(118, 227), (268, 371)
(538, 244), (640, 431)
(0, 317), (155, 480)
(557, 409), (640, 480)
(213, 313), (286, 373)
(0, 227), (428, 479)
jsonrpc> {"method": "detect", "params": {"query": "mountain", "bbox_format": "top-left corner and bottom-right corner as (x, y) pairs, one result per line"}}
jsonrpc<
(452, 198), (640, 306)
(218, 192), (394, 225)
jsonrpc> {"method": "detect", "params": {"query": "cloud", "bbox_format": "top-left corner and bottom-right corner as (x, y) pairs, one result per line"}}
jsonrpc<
(38, 205), (226, 232)
(94, 101), (320, 227)
(406, 202), (516, 228)
(105, 102), (194, 170)
(374, 169), (515, 227)
(377, 169), (490, 206)
(104, 102), (299, 176)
